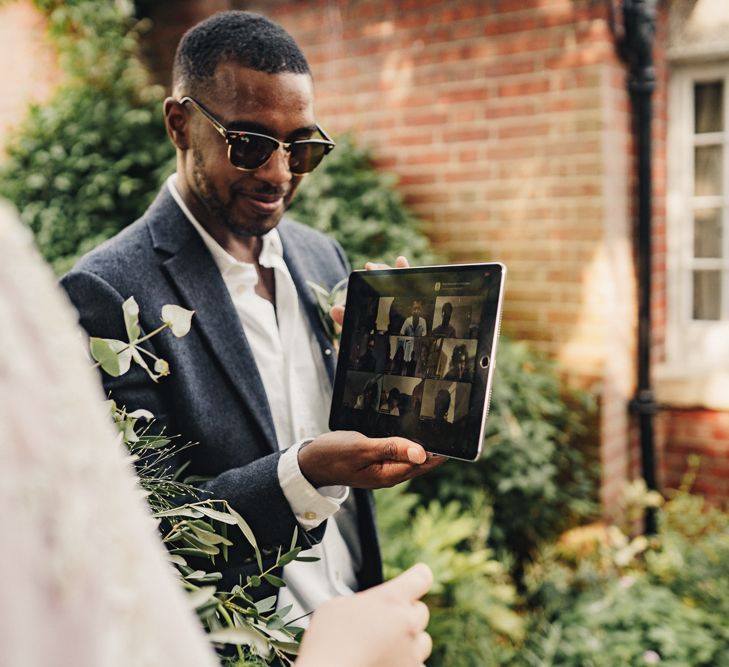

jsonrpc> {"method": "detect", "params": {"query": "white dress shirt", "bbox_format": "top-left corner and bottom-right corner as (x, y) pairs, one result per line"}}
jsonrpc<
(167, 175), (361, 624)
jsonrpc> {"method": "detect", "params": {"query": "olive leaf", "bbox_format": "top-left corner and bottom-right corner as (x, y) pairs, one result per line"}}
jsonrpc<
(208, 626), (271, 656)
(161, 304), (194, 337)
(122, 295), (141, 342)
(89, 337), (132, 376)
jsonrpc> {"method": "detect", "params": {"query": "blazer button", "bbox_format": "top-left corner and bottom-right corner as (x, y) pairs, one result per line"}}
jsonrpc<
(304, 511), (317, 521)
(324, 348), (332, 356)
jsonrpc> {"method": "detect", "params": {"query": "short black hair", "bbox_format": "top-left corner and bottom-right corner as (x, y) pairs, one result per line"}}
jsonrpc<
(173, 11), (311, 95)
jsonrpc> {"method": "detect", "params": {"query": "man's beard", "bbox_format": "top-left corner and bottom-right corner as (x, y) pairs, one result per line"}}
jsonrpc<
(191, 147), (283, 238)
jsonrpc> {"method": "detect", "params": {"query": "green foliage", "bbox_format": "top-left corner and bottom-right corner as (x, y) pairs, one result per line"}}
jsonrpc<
(307, 277), (348, 344)
(376, 485), (523, 666)
(542, 580), (726, 666)
(90, 296), (192, 381)
(521, 479), (729, 666)
(289, 136), (439, 269)
(102, 301), (304, 665)
(0, 0), (173, 275)
(409, 339), (599, 574)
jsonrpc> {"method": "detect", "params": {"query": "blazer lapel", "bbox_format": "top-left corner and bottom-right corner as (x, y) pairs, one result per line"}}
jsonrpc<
(280, 227), (338, 381)
(147, 191), (279, 452)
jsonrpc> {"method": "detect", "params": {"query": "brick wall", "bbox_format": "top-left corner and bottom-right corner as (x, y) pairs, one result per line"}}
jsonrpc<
(264, 0), (624, 359)
(0, 0), (59, 158)
(659, 409), (729, 501)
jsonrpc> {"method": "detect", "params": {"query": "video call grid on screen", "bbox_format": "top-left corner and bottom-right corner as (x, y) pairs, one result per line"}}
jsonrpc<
(330, 264), (505, 461)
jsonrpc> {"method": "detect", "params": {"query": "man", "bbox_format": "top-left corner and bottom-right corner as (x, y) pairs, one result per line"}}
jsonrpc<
(432, 301), (456, 338)
(357, 334), (377, 372)
(61, 11), (440, 621)
(444, 344), (473, 382)
(400, 299), (427, 337)
(1, 197), (432, 667)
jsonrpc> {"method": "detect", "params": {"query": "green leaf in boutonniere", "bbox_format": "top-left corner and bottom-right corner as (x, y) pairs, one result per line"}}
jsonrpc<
(307, 277), (348, 351)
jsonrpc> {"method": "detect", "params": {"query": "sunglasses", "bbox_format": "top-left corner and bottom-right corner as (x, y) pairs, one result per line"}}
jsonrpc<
(180, 96), (335, 175)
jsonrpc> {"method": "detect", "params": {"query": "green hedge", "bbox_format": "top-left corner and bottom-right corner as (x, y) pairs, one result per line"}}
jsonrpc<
(0, 0), (173, 275)
(288, 136), (439, 269)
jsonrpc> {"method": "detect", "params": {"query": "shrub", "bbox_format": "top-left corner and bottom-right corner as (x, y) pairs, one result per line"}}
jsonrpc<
(521, 479), (729, 666)
(0, 0), (173, 274)
(375, 484), (523, 666)
(408, 339), (599, 576)
(288, 136), (439, 269)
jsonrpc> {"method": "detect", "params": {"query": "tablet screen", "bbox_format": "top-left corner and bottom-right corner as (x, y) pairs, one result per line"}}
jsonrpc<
(329, 263), (506, 461)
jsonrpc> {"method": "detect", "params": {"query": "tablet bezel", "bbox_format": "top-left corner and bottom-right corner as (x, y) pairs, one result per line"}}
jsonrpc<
(329, 262), (506, 461)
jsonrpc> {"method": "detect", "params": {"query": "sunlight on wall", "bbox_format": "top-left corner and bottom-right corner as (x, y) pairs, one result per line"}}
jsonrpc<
(0, 0), (59, 158)
(380, 51), (416, 101)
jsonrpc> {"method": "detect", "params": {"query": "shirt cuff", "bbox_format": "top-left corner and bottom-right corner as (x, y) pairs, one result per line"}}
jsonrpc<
(277, 439), (349, 530)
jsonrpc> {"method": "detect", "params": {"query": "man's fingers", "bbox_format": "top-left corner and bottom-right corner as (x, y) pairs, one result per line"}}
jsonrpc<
(409, 454), (448, 475)
(329, 304), (344, 325)
(364, 261), (386, 270)
(376, 563), (433, 601)
(394, 255), (410, 268)
(364, 256), (411, 271)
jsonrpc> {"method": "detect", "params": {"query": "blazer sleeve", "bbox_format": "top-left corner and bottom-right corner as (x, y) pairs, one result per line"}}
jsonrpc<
(60, 268), (327, 563)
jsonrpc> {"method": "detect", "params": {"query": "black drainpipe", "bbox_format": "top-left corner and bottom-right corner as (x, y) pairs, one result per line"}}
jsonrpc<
(621, 0), (659, 534)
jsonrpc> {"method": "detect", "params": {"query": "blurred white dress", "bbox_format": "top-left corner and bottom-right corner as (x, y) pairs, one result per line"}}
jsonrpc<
(0, 200), (218, 667)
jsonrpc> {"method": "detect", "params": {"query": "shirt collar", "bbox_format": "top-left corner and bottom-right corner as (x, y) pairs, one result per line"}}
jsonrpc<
(165, 173), (284, 278)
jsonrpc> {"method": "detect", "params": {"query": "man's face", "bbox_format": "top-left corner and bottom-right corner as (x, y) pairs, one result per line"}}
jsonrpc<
(411, 301), (422, 319)
(182, 63), (316, 238)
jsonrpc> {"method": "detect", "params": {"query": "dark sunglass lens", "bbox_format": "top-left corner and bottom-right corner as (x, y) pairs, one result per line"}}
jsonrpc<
(289, 142), (328, 174)
(229, 134), (277, 170)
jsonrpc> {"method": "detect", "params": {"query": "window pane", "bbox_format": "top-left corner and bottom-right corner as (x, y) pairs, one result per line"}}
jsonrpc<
(694, 208), (723, 258)
(694, 81), (724, 134)
(694, 145), (723, 196)
(693, 270), (721, 320)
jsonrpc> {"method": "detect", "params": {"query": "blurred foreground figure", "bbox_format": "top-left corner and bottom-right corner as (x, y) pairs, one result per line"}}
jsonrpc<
(0, 200), (432, 666)
(0, 199), (219, 667)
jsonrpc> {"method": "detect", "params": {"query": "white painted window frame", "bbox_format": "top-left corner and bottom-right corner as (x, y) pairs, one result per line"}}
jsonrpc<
(659, 61), (729, 410)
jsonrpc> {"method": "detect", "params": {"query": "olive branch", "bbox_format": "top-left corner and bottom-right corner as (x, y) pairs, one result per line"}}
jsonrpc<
(93, 298), (313, 666)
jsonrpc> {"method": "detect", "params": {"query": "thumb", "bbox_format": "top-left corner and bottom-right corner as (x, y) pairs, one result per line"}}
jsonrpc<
(375, 563), (433, 602)
(378, 438), (427, 464)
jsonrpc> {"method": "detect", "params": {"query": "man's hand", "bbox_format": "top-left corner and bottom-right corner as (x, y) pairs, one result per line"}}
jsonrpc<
(298, 431), (444, 489)
(330, 255), (410, 326)
(296, 563), (433, 667)
(363, 255), (411, 271)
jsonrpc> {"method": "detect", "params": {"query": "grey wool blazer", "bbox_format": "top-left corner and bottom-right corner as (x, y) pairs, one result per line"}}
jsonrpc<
(61, 186), (382, 597)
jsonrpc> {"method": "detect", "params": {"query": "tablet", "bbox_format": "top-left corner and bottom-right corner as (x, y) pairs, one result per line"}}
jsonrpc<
(329, 263), (506, 461)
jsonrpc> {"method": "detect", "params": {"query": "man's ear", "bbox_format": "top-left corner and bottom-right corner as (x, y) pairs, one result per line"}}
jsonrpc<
(164, 97), (190, 150)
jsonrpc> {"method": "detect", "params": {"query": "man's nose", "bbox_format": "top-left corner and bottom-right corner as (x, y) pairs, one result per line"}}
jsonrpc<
(253, 145), (292, 186)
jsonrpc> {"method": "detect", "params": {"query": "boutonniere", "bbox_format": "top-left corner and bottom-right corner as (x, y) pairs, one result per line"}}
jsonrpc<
(307, 277), (348, 352)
